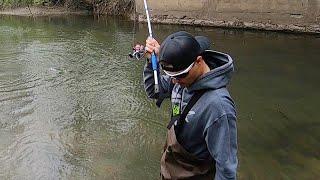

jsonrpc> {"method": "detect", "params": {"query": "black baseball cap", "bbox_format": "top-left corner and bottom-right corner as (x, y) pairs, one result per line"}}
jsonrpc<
(159, 31), (211, 77)
(195, 35), (212, 52)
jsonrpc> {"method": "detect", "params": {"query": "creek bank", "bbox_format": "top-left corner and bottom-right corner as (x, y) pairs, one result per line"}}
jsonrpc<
(1, 0), (319, 34)
(136, 14), (320, 34)
(0, 6), (89, 16)
(134, 0), (320, 35)
(0, 0), (134, 16)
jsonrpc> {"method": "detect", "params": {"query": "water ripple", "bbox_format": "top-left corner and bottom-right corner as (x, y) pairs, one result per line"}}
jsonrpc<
(0, 15), (165, 180)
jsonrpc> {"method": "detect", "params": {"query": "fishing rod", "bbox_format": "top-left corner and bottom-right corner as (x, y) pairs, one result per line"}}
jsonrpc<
(128, 0), (159, 94)
(143, 0), (159, 94)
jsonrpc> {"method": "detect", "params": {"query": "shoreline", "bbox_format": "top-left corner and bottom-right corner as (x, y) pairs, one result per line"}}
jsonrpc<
(0, 6), (90, 16)
(1, 6), (319, 35)
(136, 15), (320, 35)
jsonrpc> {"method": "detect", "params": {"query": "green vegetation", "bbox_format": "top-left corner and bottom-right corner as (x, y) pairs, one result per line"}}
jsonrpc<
(0, 0), (49, 8)
(92, 0), (134, 15)
(0, 0), (134, 15)
(0, 0), (91, 9)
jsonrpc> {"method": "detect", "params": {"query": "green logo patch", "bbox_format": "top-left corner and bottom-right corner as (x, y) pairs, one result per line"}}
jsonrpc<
(172, 104), (180, 116)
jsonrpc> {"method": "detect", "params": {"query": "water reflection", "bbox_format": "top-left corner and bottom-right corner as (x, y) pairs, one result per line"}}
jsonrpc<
(0, 15), (319, 179)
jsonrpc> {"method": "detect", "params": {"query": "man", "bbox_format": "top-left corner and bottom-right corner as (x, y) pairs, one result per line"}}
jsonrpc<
(143, 31), (238, 180)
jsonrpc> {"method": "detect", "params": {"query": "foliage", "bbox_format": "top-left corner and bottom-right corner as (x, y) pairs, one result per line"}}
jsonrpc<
(0, 0), (134, 16)
(0, 0), (42, 7)
(92, 0), (134, 15)
(64, 0), (92, 10)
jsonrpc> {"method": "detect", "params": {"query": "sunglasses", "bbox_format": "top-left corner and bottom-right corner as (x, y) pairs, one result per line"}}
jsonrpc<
(172, 72), (189, 79)
(161, 60), (197, 79)
(171, 62), (196, 79)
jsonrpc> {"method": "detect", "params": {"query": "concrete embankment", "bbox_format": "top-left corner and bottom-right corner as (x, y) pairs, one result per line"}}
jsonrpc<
(134, 0), (320, 34)
(1, 0), (319, 34)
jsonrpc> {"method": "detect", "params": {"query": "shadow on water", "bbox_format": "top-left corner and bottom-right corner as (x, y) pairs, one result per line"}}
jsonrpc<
(0, 15), (319, 179)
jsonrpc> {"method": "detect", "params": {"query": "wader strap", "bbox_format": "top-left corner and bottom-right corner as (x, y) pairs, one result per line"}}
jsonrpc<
(167, 89), (207, 129)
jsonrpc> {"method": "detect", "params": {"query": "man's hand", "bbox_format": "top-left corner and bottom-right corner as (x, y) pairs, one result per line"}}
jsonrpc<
(145, 37), (160, 59)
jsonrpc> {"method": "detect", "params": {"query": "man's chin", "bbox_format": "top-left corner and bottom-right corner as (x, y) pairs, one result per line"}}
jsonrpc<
(178, 83), (188, 87)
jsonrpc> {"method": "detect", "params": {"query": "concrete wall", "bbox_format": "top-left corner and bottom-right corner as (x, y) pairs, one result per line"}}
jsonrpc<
(135, 0), (320, 33)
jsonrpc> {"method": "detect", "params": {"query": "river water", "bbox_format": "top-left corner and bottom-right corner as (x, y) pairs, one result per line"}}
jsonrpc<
(0, 15), (319, 180)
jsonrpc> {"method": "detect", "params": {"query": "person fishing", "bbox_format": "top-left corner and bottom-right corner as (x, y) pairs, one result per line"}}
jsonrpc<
(142, 31), (238, 180)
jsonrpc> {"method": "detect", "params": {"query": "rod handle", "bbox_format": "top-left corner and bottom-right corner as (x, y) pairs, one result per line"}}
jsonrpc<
(151, 52), (159, 94)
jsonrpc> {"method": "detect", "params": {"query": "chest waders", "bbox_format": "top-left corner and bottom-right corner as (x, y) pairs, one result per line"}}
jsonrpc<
(160, 90), (216, 180)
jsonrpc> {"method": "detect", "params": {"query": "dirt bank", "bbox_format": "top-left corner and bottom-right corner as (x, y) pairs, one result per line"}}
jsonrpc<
(0, 6), (90, 16)
(0, 1), (134, 17)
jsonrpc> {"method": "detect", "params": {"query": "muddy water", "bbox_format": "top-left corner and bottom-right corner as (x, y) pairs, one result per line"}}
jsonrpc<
(0, 15), (319, 179)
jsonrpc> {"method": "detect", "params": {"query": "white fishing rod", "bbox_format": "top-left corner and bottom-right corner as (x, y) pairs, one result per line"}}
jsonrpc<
(143, 0), (159, 94)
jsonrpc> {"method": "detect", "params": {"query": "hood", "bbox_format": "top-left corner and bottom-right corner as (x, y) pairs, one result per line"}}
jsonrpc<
(187, 50), (234, 92)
